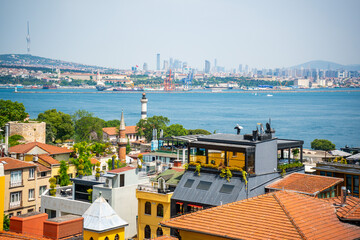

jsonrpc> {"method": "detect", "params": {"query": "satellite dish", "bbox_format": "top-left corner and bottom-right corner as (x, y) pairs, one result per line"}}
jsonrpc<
(234, 124), (243, 135)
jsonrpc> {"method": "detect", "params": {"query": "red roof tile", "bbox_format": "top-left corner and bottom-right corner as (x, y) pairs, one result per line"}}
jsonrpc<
(152, 236), (178, 240)
(0, 157), (36, 171)
(9, 142), (73, 155)
(266, 173), (343, 196)
(102, 126), (137, 136)
(328, 196), (360, 221)
(161, 191), (360, 240)
(0, 231), (52, 239)
(90, 158), (100, 165)
(38, 154), (59, 165)
(108, 166), (135, 173)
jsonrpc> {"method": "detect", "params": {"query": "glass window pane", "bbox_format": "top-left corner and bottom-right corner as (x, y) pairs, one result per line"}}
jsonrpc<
(219, 184), (235, 194)
(346, 175), (352, 193)
(184, 179), (194, 188)
(196, 181), (212, 191)
(353, 176), (359, 194)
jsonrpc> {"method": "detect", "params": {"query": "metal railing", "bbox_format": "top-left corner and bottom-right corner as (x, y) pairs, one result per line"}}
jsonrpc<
(10, 181), (22, 188)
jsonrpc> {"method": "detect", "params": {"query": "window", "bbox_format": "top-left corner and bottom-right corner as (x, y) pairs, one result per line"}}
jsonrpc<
(28, 189), (35, 200)
(144, 225), (151, 239)
(219, 184), (235, 194)
(346, 175), (352, 193)
(17, 211), (21, 216)
(29, 168), (35, 179)
(326, 172), (332, 177)
(10, 192), (21, 208)
(39, 186), (47, 196)
(10, 170), (22, 187)
(176, 202), (184, 215)
(41, 172), (47, 177)
(196, 181), (212, 191)
(187, 204), (203, 213)
(156, 227), (163, 237)
(28, 208), (34, 213)
(145, 201), (151, 215)
(320, 171), (326, 176)
(114, 234), (119, 240)
(184, 179), (194, 188)
(105, 237), (109, 240)
(120, 174), (125, 187)
(157, 204), (164, 217)
(354, 176), (359, 194)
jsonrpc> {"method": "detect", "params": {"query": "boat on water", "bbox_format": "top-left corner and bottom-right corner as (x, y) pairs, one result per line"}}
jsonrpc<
(267, 94), (273, 97)
(96, 85), (110, 91)
(43, 84), (57, 89)
(113, 87), (144, 92)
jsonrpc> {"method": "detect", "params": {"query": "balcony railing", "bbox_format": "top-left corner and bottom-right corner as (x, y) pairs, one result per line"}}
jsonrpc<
(137, 183), (171, 194)
(10, 181), (22, 188)
(9, 201), (21, 208)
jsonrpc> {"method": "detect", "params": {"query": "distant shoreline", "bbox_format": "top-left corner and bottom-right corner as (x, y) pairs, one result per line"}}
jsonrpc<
(12, 89), (360, 94)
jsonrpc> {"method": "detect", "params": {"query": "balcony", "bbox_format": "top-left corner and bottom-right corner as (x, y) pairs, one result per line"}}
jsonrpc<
(137, 183), (172, 194)
(9, 201), (21, 209)
(10, 181), (23, 188)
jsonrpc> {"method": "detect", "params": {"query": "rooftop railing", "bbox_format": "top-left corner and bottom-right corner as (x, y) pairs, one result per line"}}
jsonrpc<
(137, 183), (171, 194)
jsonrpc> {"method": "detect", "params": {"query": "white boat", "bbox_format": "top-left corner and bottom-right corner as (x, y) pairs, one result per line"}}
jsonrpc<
(267, 94), (273, 97)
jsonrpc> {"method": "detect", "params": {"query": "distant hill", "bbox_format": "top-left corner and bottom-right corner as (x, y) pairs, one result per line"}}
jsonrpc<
(0, 54), (115, 72)
(291, 60), (360, 71)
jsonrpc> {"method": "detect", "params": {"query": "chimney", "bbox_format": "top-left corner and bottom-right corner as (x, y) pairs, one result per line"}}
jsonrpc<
(112, 155), (115, 170)
(4, 123), (9, 156)
(341, 186), (347, 206)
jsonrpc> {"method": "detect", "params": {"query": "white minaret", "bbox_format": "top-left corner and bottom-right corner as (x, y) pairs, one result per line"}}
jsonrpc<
(140, 93), (148, 119)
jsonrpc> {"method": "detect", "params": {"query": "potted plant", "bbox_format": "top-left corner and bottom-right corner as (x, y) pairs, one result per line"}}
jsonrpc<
(49, 177), (57, 196)
(95, 162), (101, 180)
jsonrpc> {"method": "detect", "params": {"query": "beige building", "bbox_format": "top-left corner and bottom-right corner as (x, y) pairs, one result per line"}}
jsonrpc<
(294, 78), (310, 88)
(1, 157), (50, 217)
(9, 121), (46, 144)
(103, 126), (145, 144)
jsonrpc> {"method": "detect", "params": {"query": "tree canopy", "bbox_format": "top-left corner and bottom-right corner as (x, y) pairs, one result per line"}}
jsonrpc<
(0, 99), (28, 128)
(187, 129), (211, 135)
(164, 124), (188, 137)
(71, 142), (93, 176)
(311, 139), (336, 151)
(58, 160), (70, 186)
(37, 109), (74, 143)
(74, 116), (105, 142)
(136, 115), (170, 142)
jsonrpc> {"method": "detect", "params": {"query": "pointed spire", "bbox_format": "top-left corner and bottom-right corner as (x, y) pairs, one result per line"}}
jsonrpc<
(120, 110), (125, 131)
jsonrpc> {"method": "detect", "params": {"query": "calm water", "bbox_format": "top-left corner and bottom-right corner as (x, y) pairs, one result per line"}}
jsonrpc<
(1, 88), (360, 149)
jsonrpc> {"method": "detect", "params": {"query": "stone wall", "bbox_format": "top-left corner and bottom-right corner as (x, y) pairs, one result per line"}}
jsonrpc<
(9, 121), (46, 144)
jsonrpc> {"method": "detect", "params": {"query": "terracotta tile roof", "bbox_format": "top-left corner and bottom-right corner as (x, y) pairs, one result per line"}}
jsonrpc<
(38, 154), (59, 165)
(34, 162), (51, 172)
(161, 191), (360, 240)
(152, 236), (178, 240)
(9, 142), (73, 155)
(90, 158), (100, 165)
(265, 173), (343, 196)
(0, 230), (52, 239)
(0, 157), (36, 171)
(327, 196), (360, 221)
(102, 126), (137, 136)
(108, 166), (136, 173)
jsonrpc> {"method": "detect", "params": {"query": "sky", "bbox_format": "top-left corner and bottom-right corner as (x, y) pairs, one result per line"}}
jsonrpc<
(0, 0), (359, 70)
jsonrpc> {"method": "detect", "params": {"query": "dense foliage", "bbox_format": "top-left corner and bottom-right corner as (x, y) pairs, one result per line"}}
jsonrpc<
(9, 134), (24, 147)
(311, 139), (336, 151)
(0, 99), (28, 128)
(71, 142), (94, 176)
(59, 160), (70, 186)
(136, 115), (170, 142)
(74, 116), (104, 142)
(37, 109), (74, 143)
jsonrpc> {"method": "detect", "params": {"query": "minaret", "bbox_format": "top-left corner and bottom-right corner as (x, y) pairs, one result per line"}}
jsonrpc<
(118, 111), (127, 162)
(140, 93), (148, 119)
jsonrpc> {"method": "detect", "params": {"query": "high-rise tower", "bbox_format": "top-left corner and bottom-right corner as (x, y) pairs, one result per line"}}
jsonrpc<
(156, 54), (160, 71)
(205, 60), (211, 73)
(26, 21), (31, 54)
(140, 93), (148, 119)
(118, 111), (127, 162)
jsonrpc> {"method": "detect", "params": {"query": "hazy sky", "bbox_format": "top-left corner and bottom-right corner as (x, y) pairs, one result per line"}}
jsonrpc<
(0, 0), (359, 70)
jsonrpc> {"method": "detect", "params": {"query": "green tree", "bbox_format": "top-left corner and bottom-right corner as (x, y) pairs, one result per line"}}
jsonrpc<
(71, 142), (93, 176)
(37, 109), (74, 143)
(91, 142), (106, 157)
(58, 160), (70, 186)
(136, 115), (170, 142)
(3, 214), (10, 231)
(0, 99), (28, 128)
(9, 134), (24, 147)
(74, 116), (105, 142)
(164, 124), (188, 137)
(187, 129), (211, 135)
(71, 109), (94, 123)
(311, 139), (336, 151)
(126, 139), (131, 154)
(104, 119), (120, 127)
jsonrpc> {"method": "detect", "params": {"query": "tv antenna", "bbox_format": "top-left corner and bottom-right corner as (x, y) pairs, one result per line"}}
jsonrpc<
(26, 21), (31, 54)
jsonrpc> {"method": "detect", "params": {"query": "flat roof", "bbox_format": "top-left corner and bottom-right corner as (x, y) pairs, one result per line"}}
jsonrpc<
(143, 152), (178, 158)
(277, 139), (304, 149)
(189, 140), (255, 152)
(46, 214), (82, 223)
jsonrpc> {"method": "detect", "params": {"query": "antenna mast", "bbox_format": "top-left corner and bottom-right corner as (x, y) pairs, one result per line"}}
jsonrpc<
(26, 21), (31, 54)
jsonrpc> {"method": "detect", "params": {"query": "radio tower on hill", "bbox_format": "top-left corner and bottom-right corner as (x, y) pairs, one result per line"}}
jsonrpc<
(26, 21), (31, 54)
(164, 69), (174, 91)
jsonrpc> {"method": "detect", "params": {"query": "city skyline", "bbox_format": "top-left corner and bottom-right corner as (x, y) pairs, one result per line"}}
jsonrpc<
(0, 0), (359, 70)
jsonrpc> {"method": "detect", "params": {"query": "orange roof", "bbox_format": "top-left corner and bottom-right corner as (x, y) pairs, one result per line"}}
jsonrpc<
(9, 142), (73, 155)
(102, 126), (137, 136)
(265, 173), (343, 196)
(161, 191), (360, 240)
(152, 236), (178, 240)
(328, 196), (360, 221)
(0, 231), (51, 239)
(34, 162), (51, 172)
(0, 157), (36, 171)
(90, 158), (100, 165)
(38, 154), (60, 165)
(108, 166), (136, 173)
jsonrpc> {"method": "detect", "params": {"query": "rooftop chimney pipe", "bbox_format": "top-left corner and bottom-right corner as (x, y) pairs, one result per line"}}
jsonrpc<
(341, 186), (347, 206)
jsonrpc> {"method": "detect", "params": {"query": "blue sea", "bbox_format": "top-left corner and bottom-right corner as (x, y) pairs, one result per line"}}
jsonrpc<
(1, 88), (360, 149)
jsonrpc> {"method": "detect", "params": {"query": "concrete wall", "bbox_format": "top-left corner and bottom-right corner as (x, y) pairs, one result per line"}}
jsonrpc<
(255, 140), (277, 175)
(41, 190), (91, 218)
(9, 121), (46, 144)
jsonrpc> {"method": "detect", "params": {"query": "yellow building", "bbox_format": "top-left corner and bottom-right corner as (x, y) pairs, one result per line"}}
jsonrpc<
(0, 163), (5, 231)
(82, 195), (128, 240)
(37, 154), (77, 181)
(136, 184), (173, 239)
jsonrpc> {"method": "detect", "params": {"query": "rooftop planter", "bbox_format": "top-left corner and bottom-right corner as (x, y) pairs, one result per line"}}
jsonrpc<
(278, 161), (304, 176)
